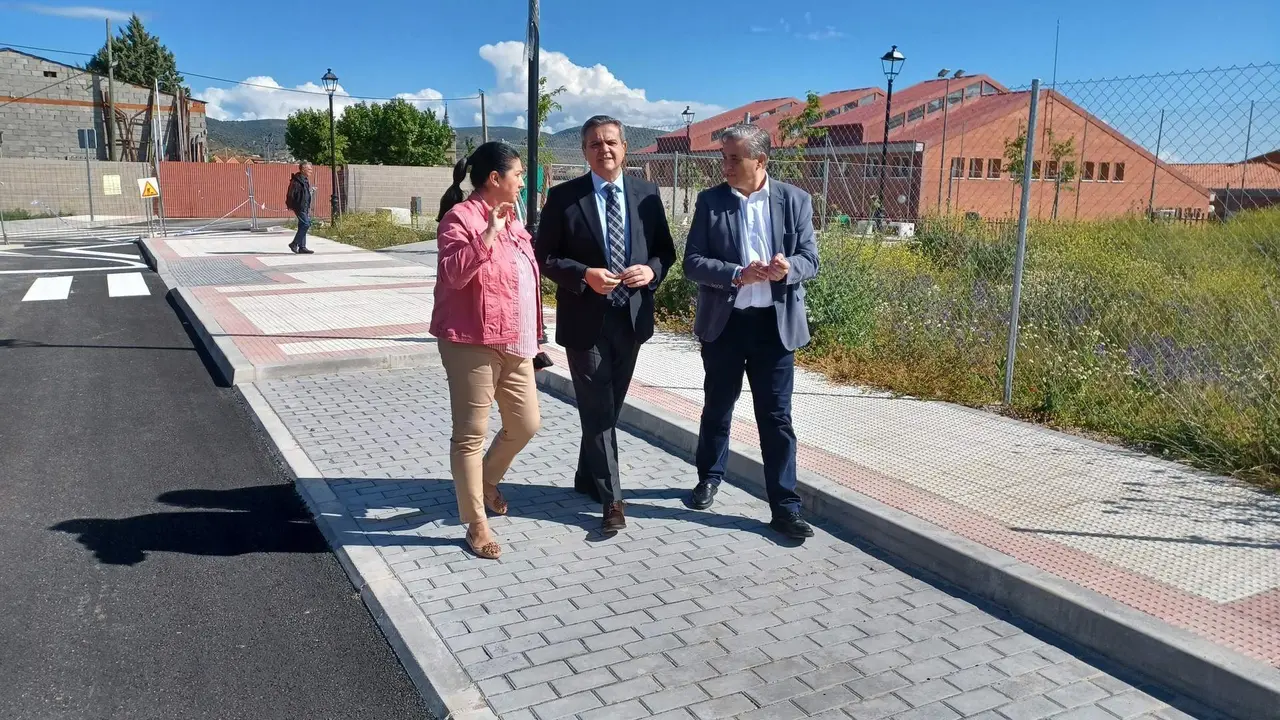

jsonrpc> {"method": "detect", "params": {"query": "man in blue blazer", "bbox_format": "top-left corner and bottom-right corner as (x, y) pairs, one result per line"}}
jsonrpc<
(682, 123), (820, 539)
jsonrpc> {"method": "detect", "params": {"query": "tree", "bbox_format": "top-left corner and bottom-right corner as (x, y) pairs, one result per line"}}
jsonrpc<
(773, 91), (829, 214)
(285, 108), (346, 165)
(536, 76), (566, 166)
(1003, 125), (1077, 219)
(88, 15), (184, 94)
(338, 99), (454, 166)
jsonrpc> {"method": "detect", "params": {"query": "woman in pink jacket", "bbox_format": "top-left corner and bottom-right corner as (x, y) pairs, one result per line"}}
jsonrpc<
(431, 142), (543, 560)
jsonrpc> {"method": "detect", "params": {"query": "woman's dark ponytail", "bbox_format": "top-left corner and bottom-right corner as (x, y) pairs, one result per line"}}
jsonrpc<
(436, 141), (523, 222)
(437, 156), (470, 222)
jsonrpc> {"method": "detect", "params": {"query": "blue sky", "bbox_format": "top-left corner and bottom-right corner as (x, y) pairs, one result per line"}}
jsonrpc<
(2, 0), (1277, 131)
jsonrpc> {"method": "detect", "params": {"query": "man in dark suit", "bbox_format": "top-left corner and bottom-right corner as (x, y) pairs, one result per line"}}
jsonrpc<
(536, 115), (676, 536)
(683, 123), (820, 539)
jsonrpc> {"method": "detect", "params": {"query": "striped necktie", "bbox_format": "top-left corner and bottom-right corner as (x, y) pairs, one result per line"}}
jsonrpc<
(605, 184), (628, 306)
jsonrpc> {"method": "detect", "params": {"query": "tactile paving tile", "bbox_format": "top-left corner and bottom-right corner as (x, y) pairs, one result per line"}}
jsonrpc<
(166, 258), (275, 287)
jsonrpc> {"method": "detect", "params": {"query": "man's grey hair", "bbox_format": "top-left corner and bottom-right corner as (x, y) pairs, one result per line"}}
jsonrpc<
(720, 124), (771, 160)
(299, 161), (312, 169)
(580, 115), (627, 145)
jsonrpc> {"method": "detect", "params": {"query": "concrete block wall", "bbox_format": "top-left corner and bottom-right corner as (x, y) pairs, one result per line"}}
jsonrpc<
(0, 157), (154, 217)
(343, 165), (459, 218)
(0, 49), (207, 162)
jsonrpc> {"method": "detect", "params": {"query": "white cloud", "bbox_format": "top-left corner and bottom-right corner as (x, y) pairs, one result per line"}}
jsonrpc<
(22, 4), (133, 21)
(475, 41), (722, 133)
(800, 26), (844, 41)
(200, 76), (448, 121)
(804, 11), (812, 23)
(750, 26), (769, 33)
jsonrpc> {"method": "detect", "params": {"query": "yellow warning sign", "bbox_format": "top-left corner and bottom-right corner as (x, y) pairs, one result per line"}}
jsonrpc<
(137, 177), (161, 199)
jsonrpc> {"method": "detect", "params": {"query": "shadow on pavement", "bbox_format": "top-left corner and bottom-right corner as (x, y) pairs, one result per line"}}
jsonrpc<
(51, 483), (328, 566)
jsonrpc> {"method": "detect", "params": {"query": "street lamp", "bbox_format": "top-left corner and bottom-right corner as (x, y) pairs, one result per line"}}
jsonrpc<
(321, 68), (340, 220)
(875, 45), (905, 226)
(681, 105), (695, 213)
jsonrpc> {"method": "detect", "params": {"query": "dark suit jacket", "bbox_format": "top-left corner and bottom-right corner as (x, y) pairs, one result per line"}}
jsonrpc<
(683, 179), (819, 351)
(536, 173), (676, 351)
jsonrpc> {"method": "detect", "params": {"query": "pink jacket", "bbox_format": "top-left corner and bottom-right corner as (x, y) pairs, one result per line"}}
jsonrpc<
(430, 192), (544, 346)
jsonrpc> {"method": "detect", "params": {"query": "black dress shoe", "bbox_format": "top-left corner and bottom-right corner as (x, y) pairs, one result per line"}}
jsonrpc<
(769, 512), (814, 539)
(296, 247), (315, 254)
(602, 502), (626, 536)
(287, 243), (299, 253)
(690, 481), (719, 510)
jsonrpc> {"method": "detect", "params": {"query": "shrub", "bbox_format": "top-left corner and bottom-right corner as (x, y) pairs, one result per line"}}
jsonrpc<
(305, 212), (436, 250)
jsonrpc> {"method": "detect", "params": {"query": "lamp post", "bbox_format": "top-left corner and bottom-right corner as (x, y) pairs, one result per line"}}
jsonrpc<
(875, 45), (905, 226)
(681, 105), (695, 213)
(321, 68), (340, 220)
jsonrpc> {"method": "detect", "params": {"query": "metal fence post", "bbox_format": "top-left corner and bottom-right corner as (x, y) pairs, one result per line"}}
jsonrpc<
(0, 134), (8, 244)
(673, 152), (682, 218)
(247, 164), (259, 232)
(1147, 108), (1164, 217)
(1003, 79), (1042, 407)
(821, 156), (830, 230)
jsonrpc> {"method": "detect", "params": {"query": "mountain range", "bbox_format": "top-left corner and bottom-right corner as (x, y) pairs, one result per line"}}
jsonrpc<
(206, 118), (669, 164)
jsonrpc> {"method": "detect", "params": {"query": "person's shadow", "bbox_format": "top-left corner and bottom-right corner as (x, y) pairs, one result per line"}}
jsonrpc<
(51, 484), (329, 566)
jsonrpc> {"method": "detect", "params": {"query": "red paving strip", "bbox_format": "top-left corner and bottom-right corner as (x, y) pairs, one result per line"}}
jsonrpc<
(214, 280), (434, 297)
(539, 345), (1280, 666)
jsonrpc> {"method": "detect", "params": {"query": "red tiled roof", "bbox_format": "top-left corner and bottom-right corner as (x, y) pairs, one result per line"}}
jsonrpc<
(814, 74), (1007, 131)
(750, 87), (883, 147)
(656, 97), (801, 151)
(1171, 161), (1280, 190)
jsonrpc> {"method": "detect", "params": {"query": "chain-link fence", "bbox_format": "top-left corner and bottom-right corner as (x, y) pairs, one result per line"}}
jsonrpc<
(525, 65), (1279, 489)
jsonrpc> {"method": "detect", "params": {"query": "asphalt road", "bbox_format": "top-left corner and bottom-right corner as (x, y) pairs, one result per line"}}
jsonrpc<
(0, 241), (431, 720)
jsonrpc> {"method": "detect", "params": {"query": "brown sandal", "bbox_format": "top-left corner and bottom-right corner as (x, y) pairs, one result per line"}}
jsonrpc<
(484, 488), (509, 516)
(466, 527), (501, 560)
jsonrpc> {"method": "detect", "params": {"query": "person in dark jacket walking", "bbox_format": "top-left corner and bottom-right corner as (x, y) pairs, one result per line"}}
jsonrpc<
(286, 162), (316, 254)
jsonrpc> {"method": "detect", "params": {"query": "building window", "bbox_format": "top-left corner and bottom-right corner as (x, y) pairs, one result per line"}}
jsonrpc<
(927, 98), (943, 114)
(947, 90), (963, 106)
(887, 113), (905, 130)
(1099, 162), (1111, 182)
(1063, 161), (1076, 180)
(907, 105), (925, 123)
(1113, 162), (1126, 182)
(982, 82), (1000, 96)
(863, 162), (878, 179)
(969, 158), (984, 179)
(950, 157), (964, 179)
(43, 70), (58, 78)
(1045, 160), (1059, 180)
(1083, 162), (1095, 181)
(965, 83), (981, 99)
(1032, 160), (1042, 179)
(987, 158), (1002, 179)
(892, 157), (911, 178)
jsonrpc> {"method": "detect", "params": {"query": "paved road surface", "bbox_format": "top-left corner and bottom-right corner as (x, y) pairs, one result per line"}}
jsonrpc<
(0, 241), (430, 719)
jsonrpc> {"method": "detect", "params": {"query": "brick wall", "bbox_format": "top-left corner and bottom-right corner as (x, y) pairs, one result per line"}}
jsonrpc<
(0, 49), (207, 162)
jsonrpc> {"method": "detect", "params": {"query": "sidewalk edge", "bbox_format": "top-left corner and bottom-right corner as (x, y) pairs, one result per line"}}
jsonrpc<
(138, 237), (254, 386)
(535, 367), (1279, 720)
(236, 383), (496, 720)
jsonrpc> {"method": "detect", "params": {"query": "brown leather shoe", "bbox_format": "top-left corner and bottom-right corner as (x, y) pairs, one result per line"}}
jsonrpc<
(602, 502), (626, 536)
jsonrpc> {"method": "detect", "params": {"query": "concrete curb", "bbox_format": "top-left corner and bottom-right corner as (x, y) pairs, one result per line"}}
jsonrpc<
(237, 383), (496, 720)
(138, 236), (443, 385)
(535, 365), (1280, 720)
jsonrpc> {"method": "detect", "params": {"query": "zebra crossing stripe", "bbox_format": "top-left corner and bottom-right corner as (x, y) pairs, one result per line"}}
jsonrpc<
(22, 276), (73, 302)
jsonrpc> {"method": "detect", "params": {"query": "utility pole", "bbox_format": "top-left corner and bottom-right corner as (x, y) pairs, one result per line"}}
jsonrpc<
(480, 90), (488, 143)
(525, 0), (541, 230)
(106, 18), (117, 161)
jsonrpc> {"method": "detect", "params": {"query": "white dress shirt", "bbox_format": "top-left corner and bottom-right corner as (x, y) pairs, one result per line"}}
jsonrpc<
(731, 177), (774, 309)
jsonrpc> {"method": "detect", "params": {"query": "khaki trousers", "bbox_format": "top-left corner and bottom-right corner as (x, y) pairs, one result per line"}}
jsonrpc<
(438, 340), (541, 524)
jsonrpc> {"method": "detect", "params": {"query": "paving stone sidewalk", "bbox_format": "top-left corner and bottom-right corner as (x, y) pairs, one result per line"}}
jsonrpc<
(256, 366), (1206, 720)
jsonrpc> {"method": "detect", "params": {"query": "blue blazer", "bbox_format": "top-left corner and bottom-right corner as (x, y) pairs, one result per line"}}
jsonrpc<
(682, 179), (820, 352)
